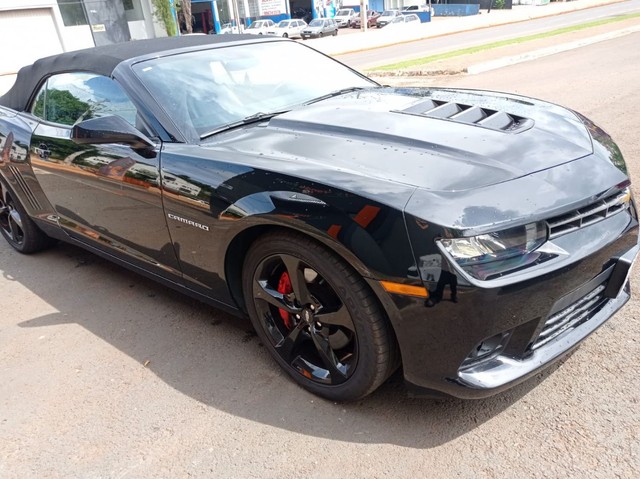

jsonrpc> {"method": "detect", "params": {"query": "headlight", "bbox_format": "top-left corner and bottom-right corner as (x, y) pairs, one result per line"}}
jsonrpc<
(439, 222), (548, 280)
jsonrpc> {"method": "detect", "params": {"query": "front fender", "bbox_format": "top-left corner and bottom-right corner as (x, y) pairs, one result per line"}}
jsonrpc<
(219, 189), (416, 281)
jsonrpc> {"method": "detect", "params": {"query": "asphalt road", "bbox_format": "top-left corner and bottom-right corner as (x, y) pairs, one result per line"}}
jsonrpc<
(1, 35), (639, 479)
(336, 0), (640, 69)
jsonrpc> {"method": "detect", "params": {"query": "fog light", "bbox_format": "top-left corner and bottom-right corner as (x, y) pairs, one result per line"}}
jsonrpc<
(460, 332), (511, 369)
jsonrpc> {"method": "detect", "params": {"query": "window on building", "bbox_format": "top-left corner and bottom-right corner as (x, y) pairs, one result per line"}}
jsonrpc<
(124, 0), (144, 22)
(57, 0), (89, 26)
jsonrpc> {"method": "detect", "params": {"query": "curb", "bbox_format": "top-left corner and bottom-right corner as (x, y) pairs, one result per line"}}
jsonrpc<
(467, 24), (640, 74)
(327, 0), (629, 57)
(369, 68), (466, 77)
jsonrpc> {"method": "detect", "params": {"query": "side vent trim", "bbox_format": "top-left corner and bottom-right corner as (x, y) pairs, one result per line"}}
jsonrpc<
(8, 165), (41, 210)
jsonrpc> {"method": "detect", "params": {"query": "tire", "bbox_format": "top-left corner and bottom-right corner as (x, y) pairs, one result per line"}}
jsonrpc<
(242, 232), (398, 401)
(0, 179), (54, 254)
(283, 33), (288, 38)
(319, 32), (323, 38)
(333, 29), (338, 36)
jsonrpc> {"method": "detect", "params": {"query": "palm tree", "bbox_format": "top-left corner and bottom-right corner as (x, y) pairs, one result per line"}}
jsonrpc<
(180, 0), (193, 34)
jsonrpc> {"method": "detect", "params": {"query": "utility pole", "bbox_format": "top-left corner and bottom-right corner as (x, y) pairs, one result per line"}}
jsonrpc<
(360, 0), (367, 32)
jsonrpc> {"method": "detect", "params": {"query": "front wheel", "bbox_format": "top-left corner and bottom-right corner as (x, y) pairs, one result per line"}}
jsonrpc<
(0, 180), (54, 253)
(242, 232), (398, 401)
(319, 32), (323, 38)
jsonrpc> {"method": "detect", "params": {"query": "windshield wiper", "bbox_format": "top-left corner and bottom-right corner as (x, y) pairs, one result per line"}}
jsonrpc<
(304, 87), (366, 105)
(200, 110), (289, 140)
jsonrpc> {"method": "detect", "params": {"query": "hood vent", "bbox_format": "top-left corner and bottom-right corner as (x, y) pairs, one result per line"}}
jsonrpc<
(399, 99), (534, 133)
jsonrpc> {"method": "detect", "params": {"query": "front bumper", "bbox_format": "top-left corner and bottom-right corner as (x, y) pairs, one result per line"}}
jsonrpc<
(456, 244), (636, 397)
(371, 218), (638, 399)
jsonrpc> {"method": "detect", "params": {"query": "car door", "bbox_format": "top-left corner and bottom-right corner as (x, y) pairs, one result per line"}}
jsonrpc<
(28, 72), (182, 278)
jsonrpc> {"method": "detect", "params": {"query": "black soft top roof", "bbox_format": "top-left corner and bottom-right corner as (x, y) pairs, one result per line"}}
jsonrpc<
(0, 34), (261, 112)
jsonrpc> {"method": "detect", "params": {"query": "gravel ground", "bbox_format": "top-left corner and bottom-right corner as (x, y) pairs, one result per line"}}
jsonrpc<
(1, 33), (639, 479)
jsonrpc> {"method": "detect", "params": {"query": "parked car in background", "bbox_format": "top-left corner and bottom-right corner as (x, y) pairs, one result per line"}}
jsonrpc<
(334, 8), (358, 27)
(267, 19), (307, 38)
(376, 9), (402, 28)
(402, 4), (429, 12)
(351, 10), (381, 28)
(387, 13), (421, 28)
(245, 19), (276, 34)
(300, 18), (338, 38)
(218, 23), (239, 34)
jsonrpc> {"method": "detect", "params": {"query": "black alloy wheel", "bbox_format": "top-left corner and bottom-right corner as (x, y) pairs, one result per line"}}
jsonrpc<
(0, 180), (53, 253)
(243, 232), (398, 401)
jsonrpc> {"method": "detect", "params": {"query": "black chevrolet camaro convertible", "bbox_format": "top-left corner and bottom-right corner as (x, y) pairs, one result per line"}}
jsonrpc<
(0, 35), (637, 401)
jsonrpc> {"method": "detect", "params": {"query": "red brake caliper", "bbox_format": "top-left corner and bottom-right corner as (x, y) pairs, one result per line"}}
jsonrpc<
(277, 272), (294, 329)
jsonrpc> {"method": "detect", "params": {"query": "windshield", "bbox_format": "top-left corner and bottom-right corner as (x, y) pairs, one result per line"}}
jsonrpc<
(133, 41), (375, 140)
(309, 19), (323, 27)
(247, 22), (263, 29)
(277, 21), (291, 28)
(336, 9), (350, 15)
(381, 11), (396, 17)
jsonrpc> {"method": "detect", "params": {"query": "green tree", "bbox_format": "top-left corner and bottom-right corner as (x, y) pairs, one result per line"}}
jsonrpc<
(45, 89), (93, 125)
(152, 0), (177, 36)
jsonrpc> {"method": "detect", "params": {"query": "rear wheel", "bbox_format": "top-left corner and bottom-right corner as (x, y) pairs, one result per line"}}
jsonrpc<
(319, 32), (323, 38)
(283, 32), (288, 38)
(0, 180), (54, 253)
(242, 232), (398, 401)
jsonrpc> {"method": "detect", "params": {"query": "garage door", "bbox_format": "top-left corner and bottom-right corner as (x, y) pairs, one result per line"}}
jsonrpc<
(0, 8), (64, 76)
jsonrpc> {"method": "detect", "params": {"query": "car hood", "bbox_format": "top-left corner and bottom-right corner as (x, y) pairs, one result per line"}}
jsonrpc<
(203, 87), (593, 193)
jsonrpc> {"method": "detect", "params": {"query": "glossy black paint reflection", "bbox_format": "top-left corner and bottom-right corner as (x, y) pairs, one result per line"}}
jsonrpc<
(373, 219), (638, 397)
(159, 142), (419, 304)
(30, 121), (181, 278)
(1, 37), (638, 400)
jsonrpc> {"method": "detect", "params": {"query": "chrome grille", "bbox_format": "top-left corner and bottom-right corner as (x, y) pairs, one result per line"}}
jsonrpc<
(400, 100), (533, 133)
(531, 284), (607, 351)
(547, 189), (631, 240)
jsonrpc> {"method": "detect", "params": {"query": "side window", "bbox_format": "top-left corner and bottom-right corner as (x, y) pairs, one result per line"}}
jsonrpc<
(29, 72), (138, 128)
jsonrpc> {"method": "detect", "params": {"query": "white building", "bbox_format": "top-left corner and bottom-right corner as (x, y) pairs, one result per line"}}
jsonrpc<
(0, 0), (164, 94)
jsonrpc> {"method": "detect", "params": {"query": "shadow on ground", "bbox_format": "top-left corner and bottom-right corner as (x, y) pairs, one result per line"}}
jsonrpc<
(7, 242), (566, 449)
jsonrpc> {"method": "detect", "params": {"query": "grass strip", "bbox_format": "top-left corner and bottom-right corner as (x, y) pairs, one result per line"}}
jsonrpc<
(370, 12), (640, 71)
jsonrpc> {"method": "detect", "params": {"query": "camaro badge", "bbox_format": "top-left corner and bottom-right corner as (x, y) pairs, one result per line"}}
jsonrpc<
(167, 213), (210, 231)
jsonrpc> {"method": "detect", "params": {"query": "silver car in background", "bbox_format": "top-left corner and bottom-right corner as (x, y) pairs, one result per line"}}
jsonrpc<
(300, 18), (338, 39)
(266, 19), (308, 38)
(376, 9), (402, 27)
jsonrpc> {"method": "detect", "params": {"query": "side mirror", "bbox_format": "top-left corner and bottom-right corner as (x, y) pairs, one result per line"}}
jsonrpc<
(71, 115), (154, 149)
